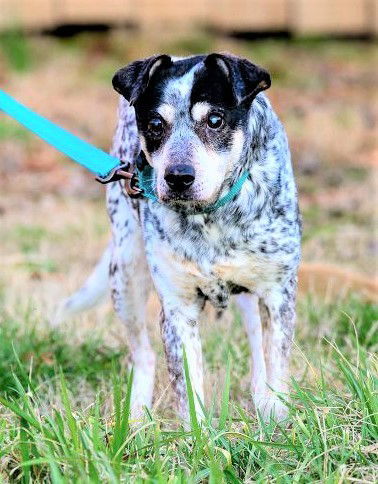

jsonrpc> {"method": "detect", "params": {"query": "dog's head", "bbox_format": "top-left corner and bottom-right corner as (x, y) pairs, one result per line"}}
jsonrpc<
(113, 53), (270, 208)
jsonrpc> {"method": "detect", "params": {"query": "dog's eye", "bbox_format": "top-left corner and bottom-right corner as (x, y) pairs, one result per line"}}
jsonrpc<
(148, 117), (164, 137)
(207, 113), (224, 130)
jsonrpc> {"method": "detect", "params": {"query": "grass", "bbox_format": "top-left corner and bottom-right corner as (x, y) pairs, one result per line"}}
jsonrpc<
(0, 29), (33, 72)
(0, 119), (32, 143)
(0, 297), (376, 482)
(0, 311), (123, 397)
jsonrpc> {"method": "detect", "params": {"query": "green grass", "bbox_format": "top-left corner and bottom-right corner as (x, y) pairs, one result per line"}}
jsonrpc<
(11, 225), (51, 254)
(303, 297), (378, 352)
(0, 297), (376, 482)
(0, 29), (32, 72)
(0, 310), (123, 398)
(0, 119), (33, 143)
(162, 33), (215, 56)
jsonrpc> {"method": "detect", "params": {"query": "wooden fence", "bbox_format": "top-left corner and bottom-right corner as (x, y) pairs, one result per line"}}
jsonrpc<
(0, 0), (377, 36)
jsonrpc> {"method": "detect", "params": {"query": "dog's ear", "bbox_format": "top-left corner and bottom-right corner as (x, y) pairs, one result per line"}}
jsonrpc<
(112, 55), (172, 106)
(204, 53), (271, 106)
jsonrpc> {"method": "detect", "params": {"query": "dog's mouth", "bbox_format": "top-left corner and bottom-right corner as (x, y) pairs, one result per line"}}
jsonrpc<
(159, 188), (222, 214)
(160, 195), (208, 211)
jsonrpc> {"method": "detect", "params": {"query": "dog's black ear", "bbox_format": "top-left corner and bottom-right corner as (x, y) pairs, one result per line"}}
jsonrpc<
(204, 53), (271, 106)
(112, 55), (172, 106)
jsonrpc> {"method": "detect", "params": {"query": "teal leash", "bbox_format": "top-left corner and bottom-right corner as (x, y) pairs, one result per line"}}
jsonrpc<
(0, 89), (127, 182)
(137, 163), (250, 214)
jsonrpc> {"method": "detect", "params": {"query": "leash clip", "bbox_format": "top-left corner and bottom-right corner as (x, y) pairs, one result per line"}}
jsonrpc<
(95, 162), (142, 197)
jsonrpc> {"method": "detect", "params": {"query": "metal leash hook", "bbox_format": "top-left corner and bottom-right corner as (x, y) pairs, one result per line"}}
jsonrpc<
(95, 161), (143, 197)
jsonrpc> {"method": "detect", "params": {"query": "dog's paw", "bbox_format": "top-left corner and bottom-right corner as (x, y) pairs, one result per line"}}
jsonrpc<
(254, 392), (289, 423)
(129, 404), (148, 426)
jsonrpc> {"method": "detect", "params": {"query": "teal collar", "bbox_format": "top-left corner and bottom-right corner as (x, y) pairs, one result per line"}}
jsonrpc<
(137, 164), (250, 214)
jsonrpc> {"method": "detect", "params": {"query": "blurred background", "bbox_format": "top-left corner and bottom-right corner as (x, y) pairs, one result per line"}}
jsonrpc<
(0, 1), (377, 386)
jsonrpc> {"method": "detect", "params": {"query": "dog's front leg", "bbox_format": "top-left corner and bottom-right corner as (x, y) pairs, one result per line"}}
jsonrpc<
(258, 276), (297, 421)
(159, 297), (204, 423)
(236, 293), (268, 411)
(109, 229), (155, 421)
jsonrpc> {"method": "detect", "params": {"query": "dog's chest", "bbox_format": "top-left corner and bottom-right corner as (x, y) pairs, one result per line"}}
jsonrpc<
(152, 216), (285, 308)
(199, 252), (282, 307)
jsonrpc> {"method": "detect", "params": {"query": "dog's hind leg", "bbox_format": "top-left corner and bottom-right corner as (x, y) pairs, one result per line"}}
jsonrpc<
(109, 221), (155, 422)
(236, 293), (268, 415)
(52, 243), (112, 326)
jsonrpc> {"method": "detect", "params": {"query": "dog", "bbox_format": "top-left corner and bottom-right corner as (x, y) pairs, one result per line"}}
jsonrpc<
(56, 53), (301, 423)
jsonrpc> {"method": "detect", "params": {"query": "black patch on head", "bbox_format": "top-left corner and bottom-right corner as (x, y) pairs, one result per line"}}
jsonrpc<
(190, 56), (241, 151)
(190, 53), (270, 110)
(190, 53), (271, 152)
(190, 57), (235, 108)
(205, 53), (271, 106)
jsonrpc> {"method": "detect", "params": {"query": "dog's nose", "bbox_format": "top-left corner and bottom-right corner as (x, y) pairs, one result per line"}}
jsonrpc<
(164, 164), (195, 192)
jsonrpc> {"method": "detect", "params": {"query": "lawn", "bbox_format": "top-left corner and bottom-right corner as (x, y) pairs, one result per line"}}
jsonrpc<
(0, 287), (377, 481)
(0, 29), (377, 482)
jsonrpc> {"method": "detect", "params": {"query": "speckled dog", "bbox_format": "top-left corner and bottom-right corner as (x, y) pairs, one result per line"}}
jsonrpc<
(57, 53), (301, 422)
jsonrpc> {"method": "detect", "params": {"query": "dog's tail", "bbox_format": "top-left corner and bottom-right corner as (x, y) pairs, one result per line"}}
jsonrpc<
(51, 242), (112, 326)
